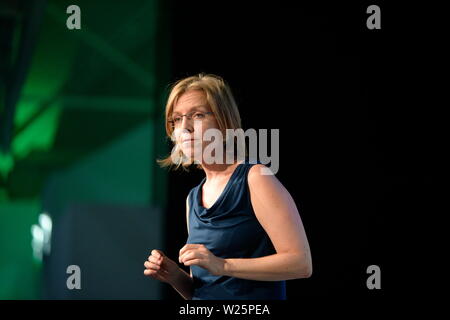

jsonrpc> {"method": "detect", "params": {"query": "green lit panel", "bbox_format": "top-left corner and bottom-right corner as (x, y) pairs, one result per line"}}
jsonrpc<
(0, 154), (13, 182)
(0, 0), (169, 300)
(0, 0), (79, 180)
(12, 102), (62, 159)
(12, 1), (78, 154)
(0, 200), (42, 299)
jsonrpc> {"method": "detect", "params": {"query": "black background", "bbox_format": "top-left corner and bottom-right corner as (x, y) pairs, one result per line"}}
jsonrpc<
(160, 1), (396, 301)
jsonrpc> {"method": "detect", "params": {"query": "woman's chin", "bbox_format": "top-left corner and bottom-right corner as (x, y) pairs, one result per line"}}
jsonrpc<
(181, 145), (201, 155)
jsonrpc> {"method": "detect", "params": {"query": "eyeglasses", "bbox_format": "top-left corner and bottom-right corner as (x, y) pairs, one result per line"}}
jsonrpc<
(168, 111), (214, 127)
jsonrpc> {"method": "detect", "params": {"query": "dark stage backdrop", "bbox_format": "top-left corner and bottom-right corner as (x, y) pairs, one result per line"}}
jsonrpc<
(160, 1), (388, 300)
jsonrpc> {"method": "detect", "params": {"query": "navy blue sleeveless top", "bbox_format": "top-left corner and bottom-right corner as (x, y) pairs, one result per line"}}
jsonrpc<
(186, 158), (287, 300)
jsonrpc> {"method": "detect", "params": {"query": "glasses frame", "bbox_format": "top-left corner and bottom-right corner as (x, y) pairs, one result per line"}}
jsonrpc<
(168, 111), (214, 128)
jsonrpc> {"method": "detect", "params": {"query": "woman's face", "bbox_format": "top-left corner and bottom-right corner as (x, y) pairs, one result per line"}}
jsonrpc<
(171, 90), (219, 161)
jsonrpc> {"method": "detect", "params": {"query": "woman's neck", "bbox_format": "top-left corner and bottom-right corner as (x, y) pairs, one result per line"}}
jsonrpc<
(201, 156), (244, 182)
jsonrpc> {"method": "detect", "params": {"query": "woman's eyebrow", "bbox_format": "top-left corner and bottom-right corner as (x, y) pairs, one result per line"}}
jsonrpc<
(172, 105), (208, 115)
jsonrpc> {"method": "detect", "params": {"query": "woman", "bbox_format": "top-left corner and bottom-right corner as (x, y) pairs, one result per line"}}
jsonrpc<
(144, 73), (312, 300)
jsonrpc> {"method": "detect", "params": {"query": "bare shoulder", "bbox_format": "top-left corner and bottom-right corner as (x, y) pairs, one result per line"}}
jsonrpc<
(248, 164), (289, 200)
(248, 164), (279, 184)
(248, 164), (284, 194)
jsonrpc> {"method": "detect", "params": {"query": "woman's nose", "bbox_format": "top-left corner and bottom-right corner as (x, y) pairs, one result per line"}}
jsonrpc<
(180, 116), (193, 131)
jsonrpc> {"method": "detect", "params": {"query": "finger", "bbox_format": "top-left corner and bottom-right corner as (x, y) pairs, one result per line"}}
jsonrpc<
(179, 244), (203, 257)
(148, 255), (161, 265)
(144, 269), (158, 276)
(179, 249), (192, 263)
(148, 254), (162, 264)
(144, 261), (160, 271)
(144, 269), (166, 282)
(180, 250), (202, 263)
(183, 258), (202, 267)
(144, 261), (158, 270)
(144, 269), (152, 276)
(144, 264), (169, 278)
(151, 249), (164, 259)
(179, 244), (204, 260)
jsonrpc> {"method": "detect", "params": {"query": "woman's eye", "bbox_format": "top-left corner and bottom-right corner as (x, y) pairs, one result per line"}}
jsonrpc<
(173, 117), (181, 122)
(193, 113), (205, 119)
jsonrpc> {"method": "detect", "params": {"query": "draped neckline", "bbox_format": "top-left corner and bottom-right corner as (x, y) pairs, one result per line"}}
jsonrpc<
(197, 160), (245, 211)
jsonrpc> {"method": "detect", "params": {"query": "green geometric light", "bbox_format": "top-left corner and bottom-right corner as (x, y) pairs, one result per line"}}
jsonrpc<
(1, 0), (78, 178)
(12, 102), (62, 159)
(0, 153), (14, 181)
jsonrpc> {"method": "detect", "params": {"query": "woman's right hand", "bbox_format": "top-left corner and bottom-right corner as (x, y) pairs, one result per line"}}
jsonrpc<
(144, 249), (181, 284)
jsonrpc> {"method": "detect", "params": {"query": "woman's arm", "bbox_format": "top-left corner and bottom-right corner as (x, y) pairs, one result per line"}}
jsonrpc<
(223, 164), (312, 281)
(170, 194), (194, 299)
(169, 267), (193, 300)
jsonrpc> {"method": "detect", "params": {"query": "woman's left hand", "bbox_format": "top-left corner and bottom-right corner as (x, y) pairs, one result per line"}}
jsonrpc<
(179, 244), (225, 276)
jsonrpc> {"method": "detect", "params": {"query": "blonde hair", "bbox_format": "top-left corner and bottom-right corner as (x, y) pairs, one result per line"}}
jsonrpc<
(156, 73), (246, 171)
